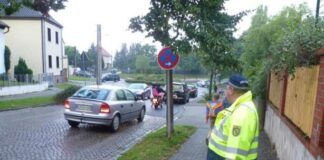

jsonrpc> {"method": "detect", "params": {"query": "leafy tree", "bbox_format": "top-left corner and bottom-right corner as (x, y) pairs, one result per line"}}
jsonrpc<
(14, 58), (33, 82)
(127, 43), (141, 70)
(113, 43), (158, 73)
(240, 4), (314, 98)
(135, 55), (150, 74)
(129, 0), (245, 98)
(113, 43), (128, 71)
(4, 45), (10, 73)
(28, 0), (67, 15)
(177, 53), (205, 74)
(0, 0), (22, 15)
(65, 46), (81, 68)
(0, 0), (67, 16)
(85, 43), (97, 72)
(14, 58), (32, 75)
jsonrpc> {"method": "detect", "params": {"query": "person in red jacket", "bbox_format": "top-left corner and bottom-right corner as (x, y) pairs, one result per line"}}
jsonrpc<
(205, 94), (224, 145)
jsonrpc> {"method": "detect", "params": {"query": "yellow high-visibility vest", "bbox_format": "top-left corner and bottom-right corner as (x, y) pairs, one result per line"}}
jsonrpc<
(208, 91), (259, 160)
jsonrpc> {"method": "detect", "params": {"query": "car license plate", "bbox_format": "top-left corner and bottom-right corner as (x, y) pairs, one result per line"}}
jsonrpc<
(77, 105), (91, 112)
(173, 94), (178, 99)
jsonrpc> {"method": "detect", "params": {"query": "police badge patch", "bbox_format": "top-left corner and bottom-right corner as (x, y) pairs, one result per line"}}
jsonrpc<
(232, 125), (241, 136)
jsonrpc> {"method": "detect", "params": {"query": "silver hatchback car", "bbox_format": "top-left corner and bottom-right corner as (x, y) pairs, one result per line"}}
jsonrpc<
(64, 85), (146, 132)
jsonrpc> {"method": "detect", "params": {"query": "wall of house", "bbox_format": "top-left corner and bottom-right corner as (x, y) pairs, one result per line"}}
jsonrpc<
(0, 29), (5, 74)
(44, 21), (63, 76)
(264, 105), (315, 160)
(3, 20), (43, 75)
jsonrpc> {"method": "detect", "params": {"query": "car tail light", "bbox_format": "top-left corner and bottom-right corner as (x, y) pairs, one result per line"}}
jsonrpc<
(100, 103), (110, 113)
(64, 100), (70, 109)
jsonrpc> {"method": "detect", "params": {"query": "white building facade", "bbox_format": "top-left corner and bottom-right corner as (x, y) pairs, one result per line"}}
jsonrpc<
(0, 5), (66, 83)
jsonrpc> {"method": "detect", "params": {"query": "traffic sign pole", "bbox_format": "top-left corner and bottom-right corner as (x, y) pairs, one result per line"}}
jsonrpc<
(167, 69), (174, 138)
(157, 47), (179, 138)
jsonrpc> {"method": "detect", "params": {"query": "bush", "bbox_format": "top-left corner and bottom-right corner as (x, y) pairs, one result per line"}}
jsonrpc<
(4, 46), (10, 73)
(135, 75), (144, 80)
(14, 58), (33, 82)
(54, 85), (81, 104)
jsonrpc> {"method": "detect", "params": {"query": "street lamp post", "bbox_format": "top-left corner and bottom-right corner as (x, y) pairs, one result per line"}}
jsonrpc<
(96, 24), (102, 85)
(316, 0), (321, 24)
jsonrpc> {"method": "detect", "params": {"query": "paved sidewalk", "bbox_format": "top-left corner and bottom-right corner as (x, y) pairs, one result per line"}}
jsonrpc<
(171, 105), (278, 160)
(0, 87), (62, 101)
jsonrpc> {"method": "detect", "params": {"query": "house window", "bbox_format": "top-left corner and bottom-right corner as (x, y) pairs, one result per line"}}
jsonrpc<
(55, 31), (59, 44)
(56, 56), (59, 68)
(48, 55), (52, 68)
(47, 28), (51, 42)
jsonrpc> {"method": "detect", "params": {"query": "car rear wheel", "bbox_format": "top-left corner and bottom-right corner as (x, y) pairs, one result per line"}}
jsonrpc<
(110, 115), (120, 132)
(137, 107), (145, 122)
(68, 120), (79, 128)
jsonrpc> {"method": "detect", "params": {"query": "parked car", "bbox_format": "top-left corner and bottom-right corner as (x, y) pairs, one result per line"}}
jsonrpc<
(196, 80), (209, 88)
(197, 80), (206, 87)
(172, 82), (190, 104)
(187, 84), (198, 98)
(63, 85), (146, 132)
(102, 73), (120, 82)
(128, 83), (151, 100)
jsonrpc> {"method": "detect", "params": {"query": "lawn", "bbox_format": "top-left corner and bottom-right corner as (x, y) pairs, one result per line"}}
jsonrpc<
(118, 125), (196, 160)
(68, 75), (95, 81)
(121, 73), (207, 84)
(56, 83), (75, 89)
(0, 96), (56, 110)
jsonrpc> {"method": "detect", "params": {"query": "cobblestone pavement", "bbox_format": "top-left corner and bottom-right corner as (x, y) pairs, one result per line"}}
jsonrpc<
(0, 105), (165, 160)
(170, 105), (279, 160)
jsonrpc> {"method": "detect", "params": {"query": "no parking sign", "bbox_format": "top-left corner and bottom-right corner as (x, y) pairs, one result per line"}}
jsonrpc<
(157, 47), (180, 70)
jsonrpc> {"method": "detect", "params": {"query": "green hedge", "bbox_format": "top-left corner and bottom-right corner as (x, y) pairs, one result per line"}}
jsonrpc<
(54, 85), (81, 103)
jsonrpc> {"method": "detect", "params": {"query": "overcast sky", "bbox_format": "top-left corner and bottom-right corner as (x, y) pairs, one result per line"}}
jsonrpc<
(50, 0), (317, 56)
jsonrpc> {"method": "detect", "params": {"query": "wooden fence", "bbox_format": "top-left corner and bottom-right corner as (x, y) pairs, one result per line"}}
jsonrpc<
(268, 66), (319, 137)
(269, 72), (284, 109)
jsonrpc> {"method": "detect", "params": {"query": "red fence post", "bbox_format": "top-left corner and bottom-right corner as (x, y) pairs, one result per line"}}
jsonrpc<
(310, 50), (324, 157)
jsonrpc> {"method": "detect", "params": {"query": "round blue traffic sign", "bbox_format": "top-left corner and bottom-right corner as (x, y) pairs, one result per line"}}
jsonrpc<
(157, 47), (180, 70)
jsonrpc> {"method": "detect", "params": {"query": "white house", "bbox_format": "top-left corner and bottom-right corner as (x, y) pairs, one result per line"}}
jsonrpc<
(0, 20), (9, 74)
(0, 3), (66, 83)
(102, 48), (113, 71)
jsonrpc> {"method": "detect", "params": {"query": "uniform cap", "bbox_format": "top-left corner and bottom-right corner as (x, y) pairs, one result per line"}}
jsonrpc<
(228, 74), (249, 90)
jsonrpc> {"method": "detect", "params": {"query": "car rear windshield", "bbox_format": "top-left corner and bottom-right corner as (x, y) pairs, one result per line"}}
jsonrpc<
(72, 88), (110, 100)
(173, 84), (184, 92)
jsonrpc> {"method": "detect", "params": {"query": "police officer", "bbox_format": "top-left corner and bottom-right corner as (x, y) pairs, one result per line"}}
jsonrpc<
(207, 74), (259, 160)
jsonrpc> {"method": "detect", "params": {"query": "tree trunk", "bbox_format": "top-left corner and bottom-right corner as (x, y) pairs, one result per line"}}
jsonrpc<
(208, 69), (214, 99)
(255, 97), (266, 131)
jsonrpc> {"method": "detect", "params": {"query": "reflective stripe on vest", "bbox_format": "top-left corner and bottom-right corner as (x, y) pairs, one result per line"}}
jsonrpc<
(209, 138), (258, 156)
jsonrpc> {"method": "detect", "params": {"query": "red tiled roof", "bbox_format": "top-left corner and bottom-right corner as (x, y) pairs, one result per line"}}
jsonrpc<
(101, 48), (112, 57)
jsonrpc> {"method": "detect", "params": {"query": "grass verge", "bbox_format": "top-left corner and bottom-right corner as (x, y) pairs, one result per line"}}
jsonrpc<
(118, 125), (196, 160)
(56, 83), (74, 90)
(0, 96), (55, 110)
(68, 75), (94, 81)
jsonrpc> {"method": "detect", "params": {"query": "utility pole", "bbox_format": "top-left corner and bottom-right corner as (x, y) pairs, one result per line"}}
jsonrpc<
(74, 47), (77, 68)
(316, 0), (321, 24)
(96, 24), (102, 85)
